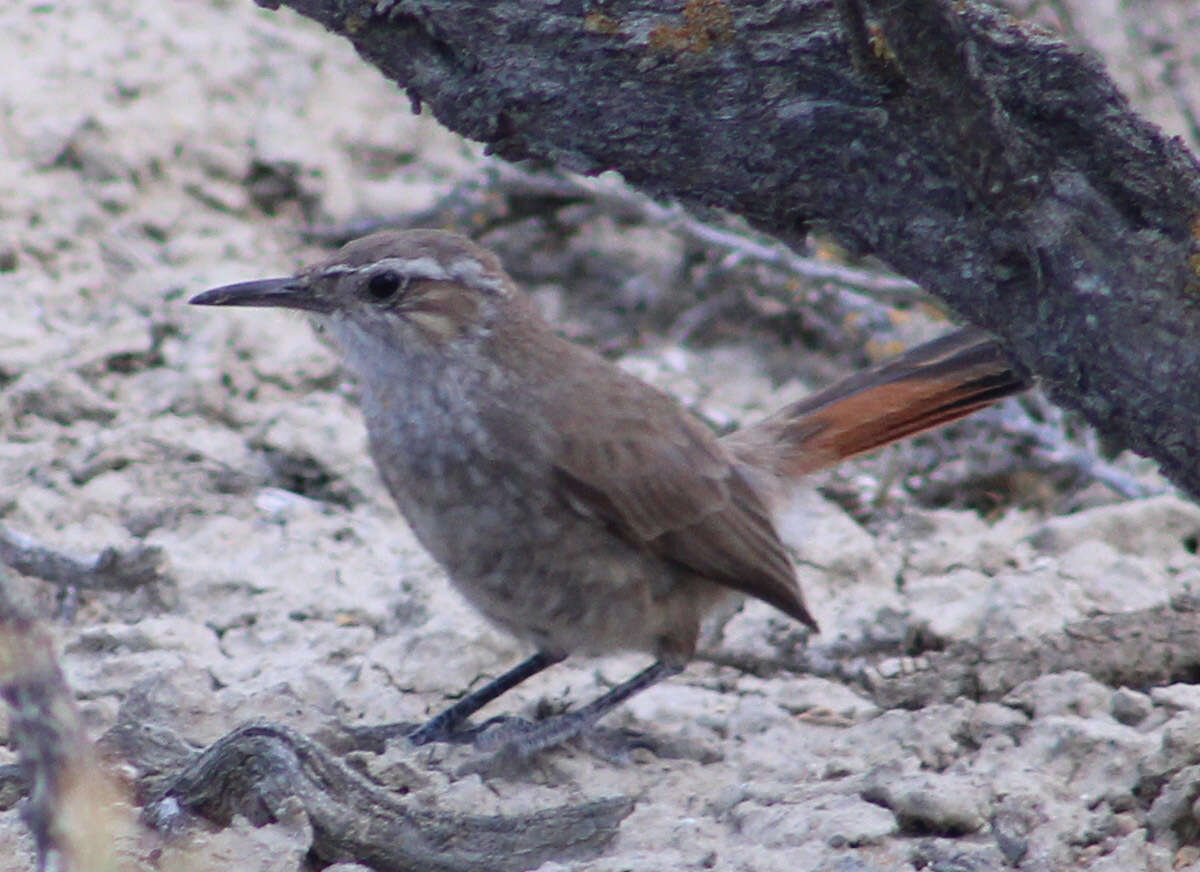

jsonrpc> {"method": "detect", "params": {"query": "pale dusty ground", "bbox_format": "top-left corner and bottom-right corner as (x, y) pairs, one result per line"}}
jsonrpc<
(3, 2), (1200, 871)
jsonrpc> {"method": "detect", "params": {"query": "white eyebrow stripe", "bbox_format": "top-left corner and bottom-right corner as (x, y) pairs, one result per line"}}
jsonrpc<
(372, 256), (449, 281)
(321, 254), (507, 294)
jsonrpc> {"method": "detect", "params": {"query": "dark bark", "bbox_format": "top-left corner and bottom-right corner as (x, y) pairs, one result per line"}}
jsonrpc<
(112, 720), (632, 872)
(259, 0), (1200, 498)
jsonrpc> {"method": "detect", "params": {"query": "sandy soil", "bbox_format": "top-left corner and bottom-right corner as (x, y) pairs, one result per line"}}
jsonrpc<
(3, 2), (1200, 870)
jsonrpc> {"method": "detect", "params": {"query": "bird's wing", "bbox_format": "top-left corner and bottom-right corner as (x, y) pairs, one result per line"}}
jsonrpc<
(548, 371), (816, 629)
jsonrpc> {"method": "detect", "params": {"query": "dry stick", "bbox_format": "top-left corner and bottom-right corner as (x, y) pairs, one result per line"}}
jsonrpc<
(988, 402), (1165, 500)
(0, 578), (626, 871)
(859, 595), (1200, 709)
(698, 597), (1200, 712)
(0, 523), (168, 592)
(500, 167), (925, 299)
(127, 720), (632, 872)
(0, 580), (134, 872)
(306, 163), (925, 301)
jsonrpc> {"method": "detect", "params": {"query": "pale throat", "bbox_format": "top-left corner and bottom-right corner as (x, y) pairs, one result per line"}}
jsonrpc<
(325, 311), (491, 459)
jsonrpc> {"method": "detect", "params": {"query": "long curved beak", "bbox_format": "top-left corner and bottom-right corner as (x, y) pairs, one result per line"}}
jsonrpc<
(189, 278), (332, 314)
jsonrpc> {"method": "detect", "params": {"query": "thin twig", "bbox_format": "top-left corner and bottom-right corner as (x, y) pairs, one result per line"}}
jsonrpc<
(304, 163), (925, 302)
(990, 404), (1166, 500)
(0, 524), (169, 591)
(556, 170), (924, 299)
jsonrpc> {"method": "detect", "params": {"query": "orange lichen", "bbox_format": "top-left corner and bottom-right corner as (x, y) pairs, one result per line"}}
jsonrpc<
(684, 0), (733, 38)
(648, 25), (694, 53)
(649, 0), (734, 55)
(584, 11), (622, 35)
(867, 22), (897, 65)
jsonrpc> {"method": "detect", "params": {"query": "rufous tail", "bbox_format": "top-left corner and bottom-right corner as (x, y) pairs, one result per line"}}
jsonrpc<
(730, 328), (1031, 480)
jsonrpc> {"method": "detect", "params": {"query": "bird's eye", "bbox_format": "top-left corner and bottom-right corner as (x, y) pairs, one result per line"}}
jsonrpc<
(365, 270), (405, 302)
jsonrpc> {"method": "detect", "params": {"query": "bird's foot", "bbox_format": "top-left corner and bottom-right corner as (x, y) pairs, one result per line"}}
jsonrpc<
(408, 713), (535, 747)
(472, 710), (588, 757)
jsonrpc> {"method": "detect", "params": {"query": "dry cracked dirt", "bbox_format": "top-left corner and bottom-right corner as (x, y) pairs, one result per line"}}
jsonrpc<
(4, 2), (1200, 871)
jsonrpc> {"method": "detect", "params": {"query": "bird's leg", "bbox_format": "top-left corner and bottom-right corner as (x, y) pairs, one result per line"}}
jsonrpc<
(408, 650), (564, 745)
(476, 659), (683, 757)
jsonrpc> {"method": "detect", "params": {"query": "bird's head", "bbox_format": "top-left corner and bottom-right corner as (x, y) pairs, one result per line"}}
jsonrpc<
(190, 230), (518, 364)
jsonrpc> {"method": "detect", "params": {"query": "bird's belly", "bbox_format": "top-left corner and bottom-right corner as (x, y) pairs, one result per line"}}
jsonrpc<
(401, 490), (728, 659)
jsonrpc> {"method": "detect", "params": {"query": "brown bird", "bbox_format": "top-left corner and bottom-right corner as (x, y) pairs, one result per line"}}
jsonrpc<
(191, 230), (1029, 755)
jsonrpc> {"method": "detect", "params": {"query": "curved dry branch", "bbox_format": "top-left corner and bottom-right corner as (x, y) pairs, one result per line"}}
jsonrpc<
(260, 0), (1200, 498)
(118, 720), (632, 872)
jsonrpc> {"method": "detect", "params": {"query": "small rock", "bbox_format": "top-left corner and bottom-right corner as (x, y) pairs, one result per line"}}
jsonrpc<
(1003, 671), (1113, 719)
(1142, 711), (1200, 779)
(963, 701), (1029, 748)
(1146, 764), (1200, 843)
(862, 771), (989, 835)
(1111, 688), (1154, 725)
(1083, 830), (1173, 872)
